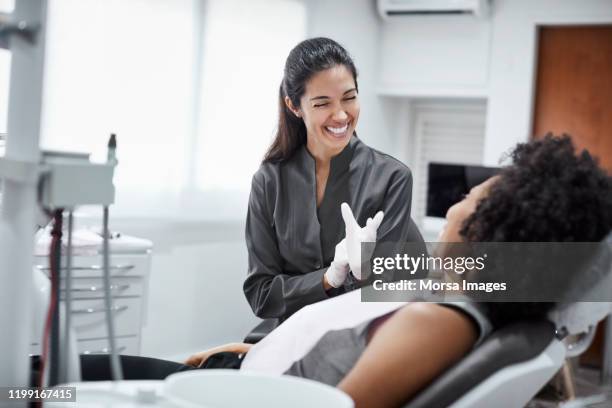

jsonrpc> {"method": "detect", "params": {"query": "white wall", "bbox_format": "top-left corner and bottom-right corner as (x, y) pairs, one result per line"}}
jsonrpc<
(306, 0), (398, 152)
(113, 219), (259, 360)
(379, 16), (491, 92)
(306, 0), (612, 165)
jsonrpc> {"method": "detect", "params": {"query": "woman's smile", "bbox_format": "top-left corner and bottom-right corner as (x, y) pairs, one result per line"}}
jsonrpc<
(323, 121), (350, 139)
(295, 64), (360, 161)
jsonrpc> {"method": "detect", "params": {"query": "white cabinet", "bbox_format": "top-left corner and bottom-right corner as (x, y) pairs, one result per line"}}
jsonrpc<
(31, 241), (152, 357)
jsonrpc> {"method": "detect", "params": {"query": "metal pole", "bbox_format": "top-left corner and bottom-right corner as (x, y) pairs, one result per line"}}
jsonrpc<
(0, 0), (48, 389)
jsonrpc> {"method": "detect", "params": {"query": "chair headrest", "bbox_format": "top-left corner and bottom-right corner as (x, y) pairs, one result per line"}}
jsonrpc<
(548, 231), (612, 335)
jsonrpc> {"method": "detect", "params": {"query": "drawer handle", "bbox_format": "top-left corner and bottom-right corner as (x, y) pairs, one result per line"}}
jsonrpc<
(82, 346), (127, 355)
(35, 264), (135, 272)
(71, 305), (128, 314)
(63, 284), (130, 293)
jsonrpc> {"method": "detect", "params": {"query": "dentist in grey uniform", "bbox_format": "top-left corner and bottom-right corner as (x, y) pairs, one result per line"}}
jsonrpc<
(244, 38), (424, 339)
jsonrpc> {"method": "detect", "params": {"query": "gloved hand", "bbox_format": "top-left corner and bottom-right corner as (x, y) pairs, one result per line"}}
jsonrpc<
(341, 203), (384, 280)
(324, 238), (350, 288)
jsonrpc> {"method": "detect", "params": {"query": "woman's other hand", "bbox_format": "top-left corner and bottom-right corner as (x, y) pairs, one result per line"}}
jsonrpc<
(184, 342), (253, 367)
(324, 239), (350, 289)
(341, 203), (384, 279)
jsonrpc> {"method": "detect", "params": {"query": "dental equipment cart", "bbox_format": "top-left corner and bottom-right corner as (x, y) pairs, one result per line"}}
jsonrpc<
(30, 231), (153, 358)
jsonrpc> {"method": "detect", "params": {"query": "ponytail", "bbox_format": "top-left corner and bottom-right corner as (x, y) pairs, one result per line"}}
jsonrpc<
(263, 83), (307, 163)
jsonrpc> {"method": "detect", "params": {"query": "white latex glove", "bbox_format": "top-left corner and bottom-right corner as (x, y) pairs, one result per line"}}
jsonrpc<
(341, 203), (384, 280)
(325, 238), (350, 288)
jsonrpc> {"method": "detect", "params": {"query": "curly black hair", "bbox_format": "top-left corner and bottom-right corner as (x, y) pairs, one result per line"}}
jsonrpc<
(459, 134), (612, 326)
(461, 134), (612, 242)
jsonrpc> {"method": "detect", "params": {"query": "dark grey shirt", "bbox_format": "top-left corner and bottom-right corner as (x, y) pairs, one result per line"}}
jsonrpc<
(243, 136), (425, 325)
(283, 302), (493, 386)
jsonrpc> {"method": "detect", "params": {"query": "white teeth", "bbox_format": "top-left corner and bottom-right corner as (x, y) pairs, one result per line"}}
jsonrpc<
(325, 124), (348, 134)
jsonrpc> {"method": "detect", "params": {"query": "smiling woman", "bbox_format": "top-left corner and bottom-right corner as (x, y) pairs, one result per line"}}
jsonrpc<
(242, 37), (426, 340)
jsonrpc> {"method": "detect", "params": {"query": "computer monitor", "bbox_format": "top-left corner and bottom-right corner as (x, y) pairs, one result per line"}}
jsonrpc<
(426, 162), (499, 218)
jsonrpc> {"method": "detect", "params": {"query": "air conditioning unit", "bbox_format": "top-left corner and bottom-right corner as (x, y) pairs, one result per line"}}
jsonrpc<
(377, 0), (490, 19)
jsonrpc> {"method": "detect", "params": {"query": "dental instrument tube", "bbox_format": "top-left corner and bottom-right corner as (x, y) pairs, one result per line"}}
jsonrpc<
(38, 211), (61, 389)
(59, 211), (74, 384)
(48, 210), (62, 386)
(102, 205), (123, 380)
(37, 209), (63, 388)
(107, 133), (117, 165)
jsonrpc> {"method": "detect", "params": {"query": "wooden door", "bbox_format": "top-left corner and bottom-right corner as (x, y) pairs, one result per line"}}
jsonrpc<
(532, 25), (612, 368)
(532, 25), (612, 171)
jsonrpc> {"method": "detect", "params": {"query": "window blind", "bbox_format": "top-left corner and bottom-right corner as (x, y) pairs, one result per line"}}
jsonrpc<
(411, 100), (487, 228)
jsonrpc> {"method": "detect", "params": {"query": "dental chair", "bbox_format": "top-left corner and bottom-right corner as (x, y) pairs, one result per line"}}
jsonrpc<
(406, 313), (610, 408)
(49, 234), (611, 407)
(406, 318), (562, 407)
(405, 233), (612, 408)
(177, 234), (611, 408)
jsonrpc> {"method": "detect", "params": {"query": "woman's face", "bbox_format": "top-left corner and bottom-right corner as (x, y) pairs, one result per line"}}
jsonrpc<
(287, 64), (360, 159)
(437, 177), (498, 242)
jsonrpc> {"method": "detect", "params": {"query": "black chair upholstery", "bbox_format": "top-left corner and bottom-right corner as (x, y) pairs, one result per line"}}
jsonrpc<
(244, 319), (279, 344)
(405, 320), (556, 408)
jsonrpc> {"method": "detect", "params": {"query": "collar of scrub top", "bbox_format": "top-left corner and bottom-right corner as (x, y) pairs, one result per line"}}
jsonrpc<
(300, 133), (358, 177)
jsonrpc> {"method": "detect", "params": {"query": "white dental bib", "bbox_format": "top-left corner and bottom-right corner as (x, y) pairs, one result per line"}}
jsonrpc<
(240, 289), (407, 375)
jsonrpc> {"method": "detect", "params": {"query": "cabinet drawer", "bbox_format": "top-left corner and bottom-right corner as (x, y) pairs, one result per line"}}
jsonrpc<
(78, 336), (141, 356)
(33, 254), (150, 278)
(70, 298), (141, 340)
(30, 335), (142, 357)
(60, 276), (143, 299)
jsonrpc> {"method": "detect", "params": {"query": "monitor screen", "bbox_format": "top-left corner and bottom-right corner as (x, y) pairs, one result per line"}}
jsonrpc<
(426, 162), (499, 218)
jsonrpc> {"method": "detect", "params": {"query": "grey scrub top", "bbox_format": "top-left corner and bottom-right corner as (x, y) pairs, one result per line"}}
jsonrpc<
(243, 135), (425, 324)
(283, 302), (493, 386)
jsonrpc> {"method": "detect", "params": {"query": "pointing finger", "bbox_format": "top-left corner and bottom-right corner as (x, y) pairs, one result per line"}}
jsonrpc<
(341, 203), (359, 230)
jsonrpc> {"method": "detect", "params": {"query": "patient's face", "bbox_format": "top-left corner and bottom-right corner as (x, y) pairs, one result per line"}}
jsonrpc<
(438, 177), (498, 242)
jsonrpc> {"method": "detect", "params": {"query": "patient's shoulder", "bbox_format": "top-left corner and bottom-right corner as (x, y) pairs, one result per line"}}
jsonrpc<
(338, 302), (478, 407)
(395, 303), (480, 339)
